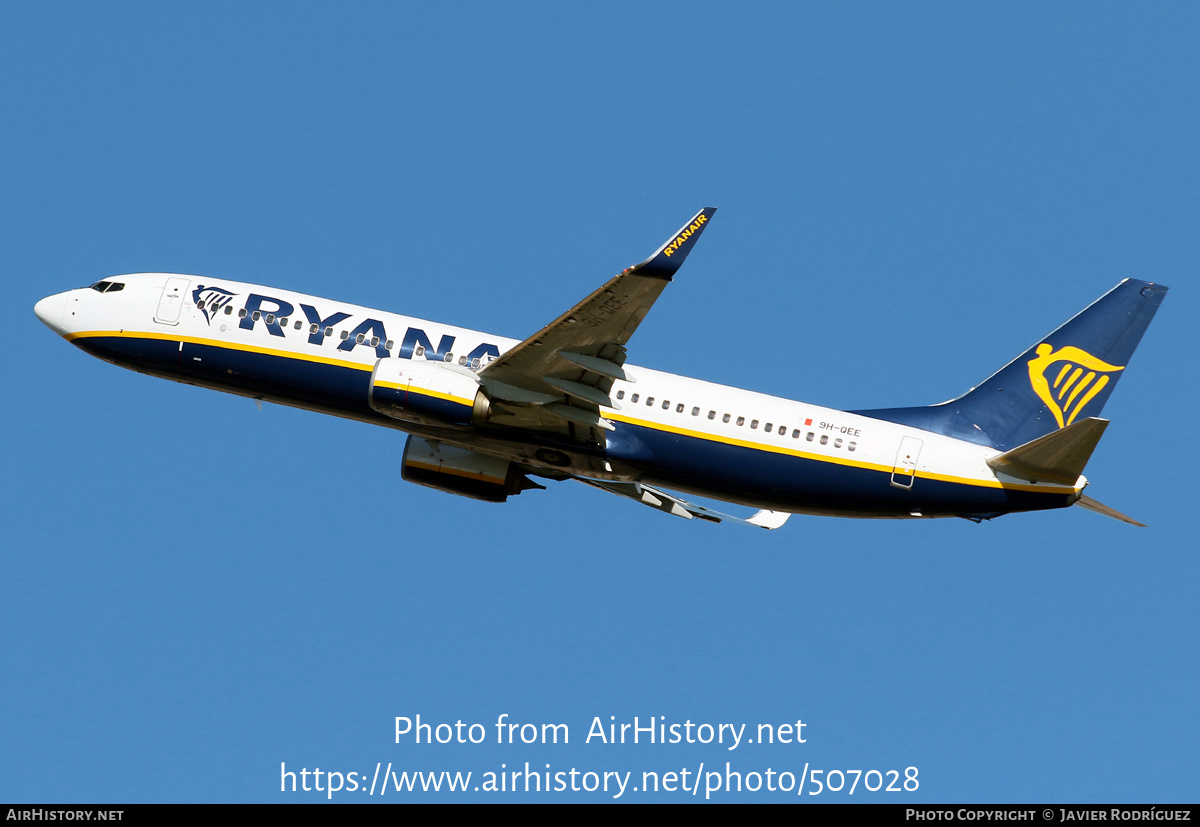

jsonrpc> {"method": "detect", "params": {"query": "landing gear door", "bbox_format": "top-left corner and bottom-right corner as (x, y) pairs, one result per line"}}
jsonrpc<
(154, 277), (191, 326)
(890, 436), (923, 489)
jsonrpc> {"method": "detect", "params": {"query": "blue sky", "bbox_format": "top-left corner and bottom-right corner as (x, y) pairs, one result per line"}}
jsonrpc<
(2, 3), (1197, 803)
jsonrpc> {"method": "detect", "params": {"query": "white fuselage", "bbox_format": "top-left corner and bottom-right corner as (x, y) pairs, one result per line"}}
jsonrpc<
(34, 273), (1082, 519)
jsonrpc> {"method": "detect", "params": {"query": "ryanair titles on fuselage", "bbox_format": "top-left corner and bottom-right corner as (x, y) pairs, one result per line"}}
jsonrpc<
(660, 213), (708, 258)
(192, 283), (503, 365)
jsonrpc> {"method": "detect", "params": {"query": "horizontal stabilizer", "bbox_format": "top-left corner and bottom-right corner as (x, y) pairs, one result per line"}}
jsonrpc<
(986, 417), (1108, 485)
(1074, 494), (1146, 527)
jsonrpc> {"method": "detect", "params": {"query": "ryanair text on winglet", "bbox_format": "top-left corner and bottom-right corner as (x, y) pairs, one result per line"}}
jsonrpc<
(661, 213), (708, 257)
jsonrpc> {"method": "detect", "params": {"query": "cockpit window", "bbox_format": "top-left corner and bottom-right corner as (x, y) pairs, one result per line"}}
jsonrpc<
(88, 281), (125, 293)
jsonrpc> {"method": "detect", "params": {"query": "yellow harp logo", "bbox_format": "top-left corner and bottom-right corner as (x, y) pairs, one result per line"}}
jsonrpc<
(1027, 344), (1124, 428)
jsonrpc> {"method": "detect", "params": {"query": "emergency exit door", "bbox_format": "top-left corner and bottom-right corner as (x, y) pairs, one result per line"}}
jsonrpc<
(890, 436), (923, 489)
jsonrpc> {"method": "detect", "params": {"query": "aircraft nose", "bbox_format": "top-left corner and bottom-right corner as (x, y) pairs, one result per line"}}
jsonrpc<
(34, 292), (67, 334)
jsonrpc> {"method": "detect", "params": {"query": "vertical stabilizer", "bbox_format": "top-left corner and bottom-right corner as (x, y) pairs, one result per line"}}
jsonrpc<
(857, 279), (1167, 451)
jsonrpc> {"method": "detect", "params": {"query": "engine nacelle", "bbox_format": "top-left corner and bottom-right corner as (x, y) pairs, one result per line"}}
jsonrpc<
(370, 359), (489, 428)
(401, 436), (542, 502)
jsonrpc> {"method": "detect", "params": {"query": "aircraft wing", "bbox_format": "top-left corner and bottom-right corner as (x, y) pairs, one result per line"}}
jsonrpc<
(577, 478), (791, 530)
(476, 208), (716, 442)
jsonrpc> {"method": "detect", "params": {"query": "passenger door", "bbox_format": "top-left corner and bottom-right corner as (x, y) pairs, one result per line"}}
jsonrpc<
(154, 277), (191, 326)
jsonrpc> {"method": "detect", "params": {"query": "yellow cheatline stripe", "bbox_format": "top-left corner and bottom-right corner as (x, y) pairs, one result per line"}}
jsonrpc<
(602, 412), (1075, 495)
(400, 388), (475, 407)
(373, 380), (473, 407)
(73, 329), (478, 407)
(68, 331), (1072, 495)
(67, 329), (374, 372)
(605, 411), (887, 470)
(930, 468), (1075, 493)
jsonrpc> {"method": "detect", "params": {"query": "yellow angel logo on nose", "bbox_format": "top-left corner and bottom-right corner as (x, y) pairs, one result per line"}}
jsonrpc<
(1027, 344), (1125, 428)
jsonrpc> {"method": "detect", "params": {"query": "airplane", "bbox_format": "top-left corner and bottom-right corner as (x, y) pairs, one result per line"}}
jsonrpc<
(33, 208), (1167, 529)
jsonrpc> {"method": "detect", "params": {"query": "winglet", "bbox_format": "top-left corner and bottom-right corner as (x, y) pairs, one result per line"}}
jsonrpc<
(632, 208), (717, 279)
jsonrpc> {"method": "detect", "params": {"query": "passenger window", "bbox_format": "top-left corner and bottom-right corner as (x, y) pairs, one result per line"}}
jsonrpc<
(708, 411), (716, 420)
(444, 353), (454, 362)
(616, 390), (625, 400)
(252, 311), (261, 321)
(239, 309), (248, 318)
(340, 330), (349, 340)
(646, 397), (654, 406)
(294, 320), (302, 330)
(792, 429), (800, 438)
(224, 306), (232, 315)
(722, 414), (730, 423)
(459, 356), (467, 365)
(676, 403), (684, 413)
(834, 438), (842, 448)
(196, 300), (205, 309)
(848, 441), (857, 451)
(415, 345), (425, 356)
(355, 333), (365, 344)
(820, 435), (828, 445)
(663, 400), (670, 410)
(324, 326), (333, 337)
(806, 432), (814, 442)
(631, 394), (639, 403)
(750, 420), (759, 429)
(764, 423), (772, 433)
(692, 407), (700, 416)
(371, 337), (380, 347)
(736, 416), (744, 426)
(386, 340), (394, 350)
(266, 313), (275, 325)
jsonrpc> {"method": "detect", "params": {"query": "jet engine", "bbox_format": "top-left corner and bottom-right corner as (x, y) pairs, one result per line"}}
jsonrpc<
(401, 436), (544, 502)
